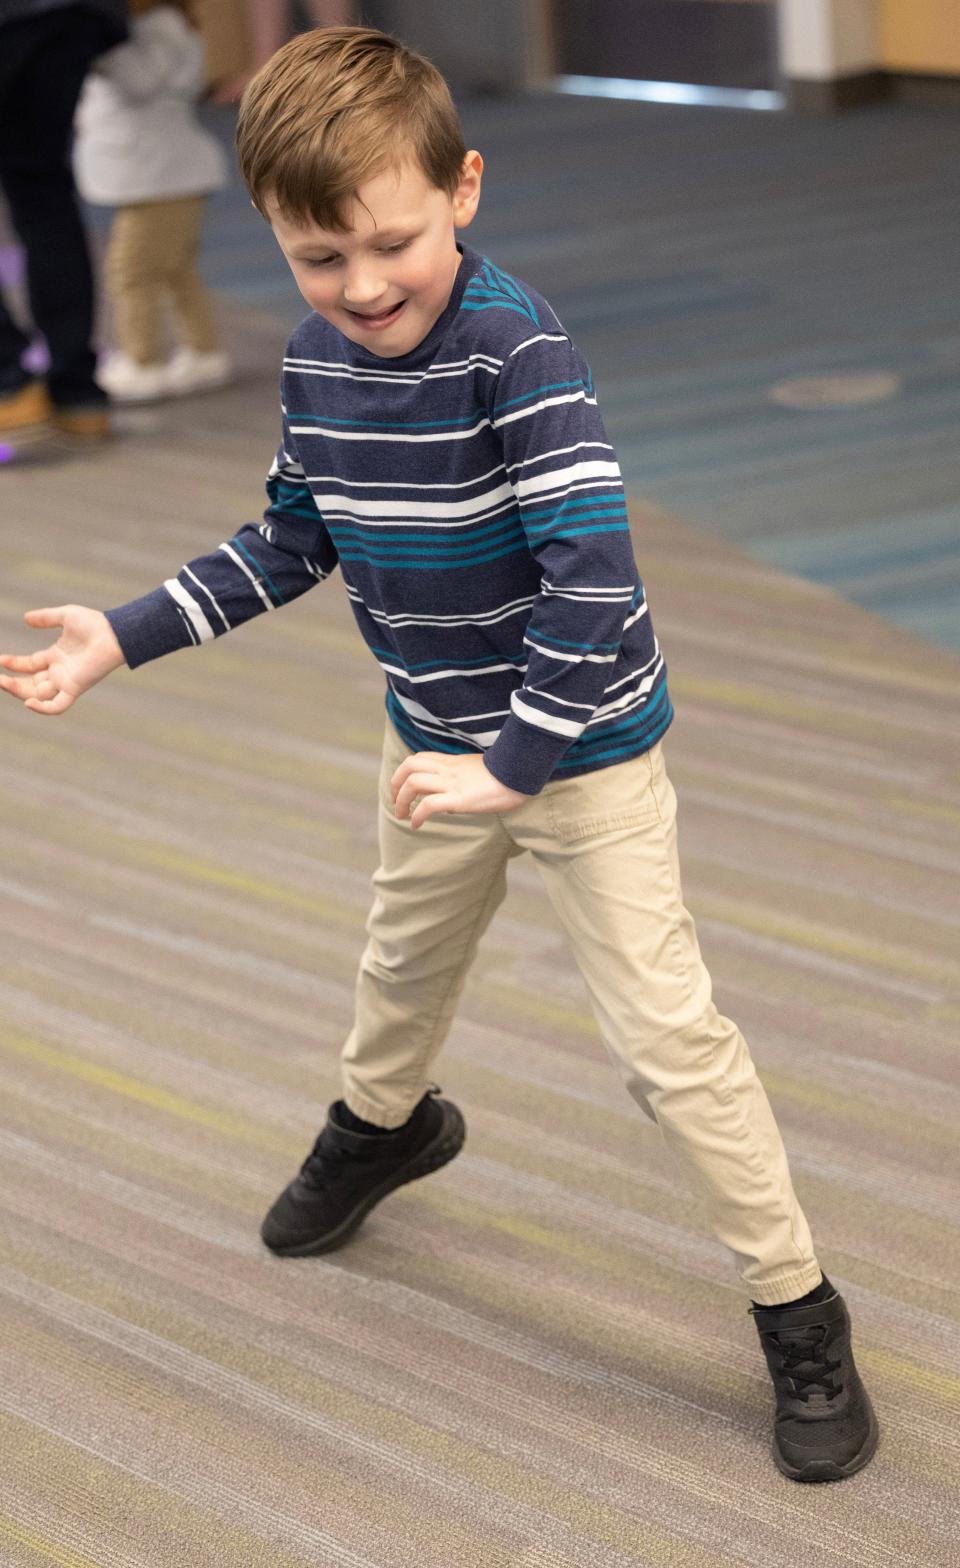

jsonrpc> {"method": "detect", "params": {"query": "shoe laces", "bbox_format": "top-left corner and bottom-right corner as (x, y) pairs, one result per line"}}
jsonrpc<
(298, 1129), (372, 1190)
(767, 1322), (843, 1401)
(297, 1138), (334, 1190)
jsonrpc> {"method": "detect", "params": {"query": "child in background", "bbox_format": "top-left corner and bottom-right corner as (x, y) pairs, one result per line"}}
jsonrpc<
(212, 1), (356, 105)
(74, 0), (232, 402)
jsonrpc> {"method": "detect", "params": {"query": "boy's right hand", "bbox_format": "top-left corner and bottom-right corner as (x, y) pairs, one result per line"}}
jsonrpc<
(0, 606), (126, 715)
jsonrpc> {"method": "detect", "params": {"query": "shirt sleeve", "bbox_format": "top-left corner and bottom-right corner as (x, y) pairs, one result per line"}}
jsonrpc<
(480, 331), (641, 795)
(104, 420), (339, 670)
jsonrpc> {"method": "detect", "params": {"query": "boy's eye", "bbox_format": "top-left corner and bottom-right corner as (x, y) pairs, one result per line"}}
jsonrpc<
(305, 256), (338, 268)
(381, 240), (411, 254)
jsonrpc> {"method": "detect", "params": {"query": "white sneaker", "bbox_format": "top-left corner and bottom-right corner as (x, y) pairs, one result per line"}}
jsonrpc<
(95, 351), (171, 403)
(166, 348), (233, 396)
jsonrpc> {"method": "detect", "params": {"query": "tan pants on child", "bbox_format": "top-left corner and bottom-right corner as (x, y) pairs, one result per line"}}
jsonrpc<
(106, 195), (219, 365)
(341, 716), (823, 1306)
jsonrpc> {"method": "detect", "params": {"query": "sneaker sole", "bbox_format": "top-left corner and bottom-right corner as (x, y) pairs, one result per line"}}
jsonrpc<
(264, 1098), (466, 1258)
(773, 1401), (880, 1482)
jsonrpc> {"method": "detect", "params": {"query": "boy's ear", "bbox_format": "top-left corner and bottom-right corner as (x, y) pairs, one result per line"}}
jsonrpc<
(452, 149), (483, 229)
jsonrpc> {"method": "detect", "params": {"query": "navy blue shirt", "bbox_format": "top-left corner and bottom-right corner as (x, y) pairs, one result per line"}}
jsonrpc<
(106, 246), (672, 795)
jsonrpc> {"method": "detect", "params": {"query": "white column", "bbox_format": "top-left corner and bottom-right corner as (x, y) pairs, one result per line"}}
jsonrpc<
(777, 0), (881, 79)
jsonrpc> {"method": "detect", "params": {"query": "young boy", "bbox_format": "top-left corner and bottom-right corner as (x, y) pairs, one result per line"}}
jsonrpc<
(0, 26), (877, 1483)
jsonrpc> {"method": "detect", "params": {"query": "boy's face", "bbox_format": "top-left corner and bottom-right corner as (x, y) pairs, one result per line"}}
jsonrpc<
(266, 151), (483, 359)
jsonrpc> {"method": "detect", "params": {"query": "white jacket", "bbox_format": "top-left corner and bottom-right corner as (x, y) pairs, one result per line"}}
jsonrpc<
(74, 6), (227, 205)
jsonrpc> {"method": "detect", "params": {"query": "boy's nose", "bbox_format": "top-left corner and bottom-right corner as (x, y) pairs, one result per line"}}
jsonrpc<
(342, 265), (385, 307)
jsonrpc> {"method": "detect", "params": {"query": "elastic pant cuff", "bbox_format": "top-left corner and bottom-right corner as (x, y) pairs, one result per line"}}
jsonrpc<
(746, 1261), (825, 1307)
(341, 1084), (422, 1131)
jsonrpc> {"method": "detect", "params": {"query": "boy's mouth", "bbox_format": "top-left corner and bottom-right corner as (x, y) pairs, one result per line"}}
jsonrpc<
(346, 300), (407, 329)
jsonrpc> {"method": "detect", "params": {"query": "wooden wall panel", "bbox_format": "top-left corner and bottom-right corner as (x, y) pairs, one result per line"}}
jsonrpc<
(880, 0), (960, 74)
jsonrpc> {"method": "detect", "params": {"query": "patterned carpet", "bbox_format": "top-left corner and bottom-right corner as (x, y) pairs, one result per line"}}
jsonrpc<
(0, 297), (958, 1564)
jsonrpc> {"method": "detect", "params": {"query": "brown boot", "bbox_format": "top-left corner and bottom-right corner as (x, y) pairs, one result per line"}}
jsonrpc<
(51, 403), (111, 442)
(0, 379), (52, 437)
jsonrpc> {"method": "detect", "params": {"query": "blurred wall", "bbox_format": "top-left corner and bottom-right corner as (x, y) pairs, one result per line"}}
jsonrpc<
(364, 0), (960, 93)
(778, 0), (878, 79)
(880, 0), (960, 73)
(365, 0), (553, 91)
(553, 0), (779, 92)
(777, 0), (960, 101)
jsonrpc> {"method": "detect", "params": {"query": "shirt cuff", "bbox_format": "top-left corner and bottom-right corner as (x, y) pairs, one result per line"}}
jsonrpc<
(481, 711), (575, 795)
(104, 586), (193, 670)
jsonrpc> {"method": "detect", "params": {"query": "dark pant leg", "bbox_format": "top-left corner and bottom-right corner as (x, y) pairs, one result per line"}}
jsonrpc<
(0, 19), (32, 396)
(0, 11), (113, 405)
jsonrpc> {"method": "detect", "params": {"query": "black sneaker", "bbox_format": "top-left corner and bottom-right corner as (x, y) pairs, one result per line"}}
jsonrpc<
(749, 1288), (879, 1481)
(261, 1085), (465, 1257)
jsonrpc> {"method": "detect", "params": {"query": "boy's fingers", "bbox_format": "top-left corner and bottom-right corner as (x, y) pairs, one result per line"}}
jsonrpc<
(0, 650), (51, 673)
(24, 690), (73, 716)
(394, 770), (443, 818)
(390, 752), (445, 798)
(400, 768), (443, 793)
(0, 674), (33, 699)
(410, 793), (456, 830)
(390, 759), (415, 798)
(23, 607), (66, 629)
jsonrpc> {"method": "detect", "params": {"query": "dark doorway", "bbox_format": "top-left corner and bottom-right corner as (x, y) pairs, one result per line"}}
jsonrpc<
(553, 0), (780, 92)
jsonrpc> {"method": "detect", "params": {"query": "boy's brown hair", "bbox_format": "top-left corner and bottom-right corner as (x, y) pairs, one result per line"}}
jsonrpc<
(236, 26), (468, 232)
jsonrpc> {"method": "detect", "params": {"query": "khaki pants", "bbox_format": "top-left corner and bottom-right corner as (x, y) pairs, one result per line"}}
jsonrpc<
(342, 717), (822, 1306)
(106, 196), (219, 365)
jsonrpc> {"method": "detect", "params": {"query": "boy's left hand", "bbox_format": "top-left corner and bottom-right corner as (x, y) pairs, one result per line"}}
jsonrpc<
(391, 752), (528, 829)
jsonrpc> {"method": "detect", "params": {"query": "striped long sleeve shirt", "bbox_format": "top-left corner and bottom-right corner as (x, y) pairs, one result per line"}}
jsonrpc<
(105, 245), (673, 795)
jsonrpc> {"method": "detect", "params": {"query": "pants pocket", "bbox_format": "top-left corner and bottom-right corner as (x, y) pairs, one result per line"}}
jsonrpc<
(546, 743), (663, 844)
